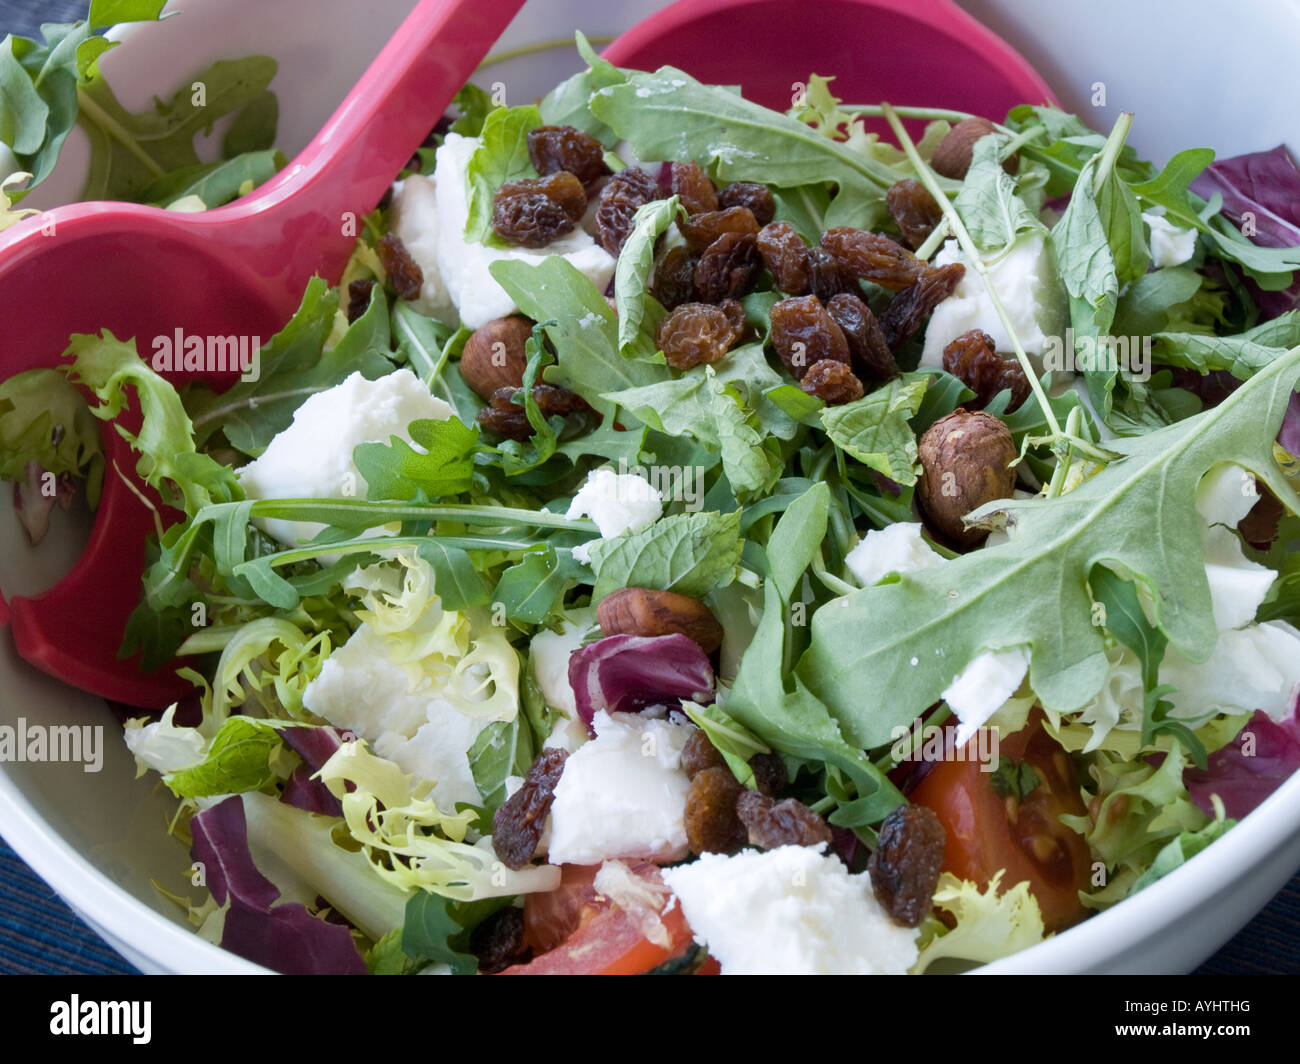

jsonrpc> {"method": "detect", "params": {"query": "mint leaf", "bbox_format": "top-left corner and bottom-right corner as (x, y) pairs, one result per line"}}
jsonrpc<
(450, 82), (494, 137)
(463, 104), (542, 244)
(798, 346), (1300, 749)
(587, 509), (742, 602)
(820, 375), (928, 484)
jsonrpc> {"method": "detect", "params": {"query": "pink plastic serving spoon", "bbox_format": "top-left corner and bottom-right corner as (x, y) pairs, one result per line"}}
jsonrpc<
(0, 0), (525, 708)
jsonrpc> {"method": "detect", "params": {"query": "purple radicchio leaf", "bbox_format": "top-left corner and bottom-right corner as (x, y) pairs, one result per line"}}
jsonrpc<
(1278, 391), (1300, 457)
(190, 795), (367, 974)
(567, 633), (715, 727)
(1191, 145), (1300, 318)
(1185, 702), (1300, 820)
(279, 726), (351, 816)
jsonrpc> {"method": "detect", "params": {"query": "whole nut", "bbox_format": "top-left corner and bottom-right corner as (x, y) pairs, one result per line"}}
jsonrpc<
(459, 316), (533, 401)
(596, 587), (725, 654)
(930, 117), (1016, 180)
(916, 408), (1017, 547)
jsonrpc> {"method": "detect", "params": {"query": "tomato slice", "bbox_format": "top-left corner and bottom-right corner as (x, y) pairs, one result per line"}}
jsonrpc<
(906, 712), (1092, 932)
(503, 863), (695, 975)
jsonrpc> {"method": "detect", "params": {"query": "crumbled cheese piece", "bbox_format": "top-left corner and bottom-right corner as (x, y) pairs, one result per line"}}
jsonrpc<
(566, 468), (664, 564)
(920, 233), (1066, 368)
(943, 646), (1032, 747)
(662, 845), (919, 975)
(546, 710), (692, 865)
(237, 369), (452, 547)
(844, 522), (945, 587)
(1143, 208), (1198, 268)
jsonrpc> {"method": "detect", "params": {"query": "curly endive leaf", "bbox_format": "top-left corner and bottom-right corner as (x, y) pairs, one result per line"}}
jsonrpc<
(798, 345), (1300, 749)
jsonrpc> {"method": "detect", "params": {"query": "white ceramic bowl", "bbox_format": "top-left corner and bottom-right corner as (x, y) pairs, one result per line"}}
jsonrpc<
(3, 0), (1299, 975)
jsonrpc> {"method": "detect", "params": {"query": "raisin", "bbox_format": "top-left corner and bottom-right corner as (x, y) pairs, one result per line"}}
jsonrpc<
(477, 384), (587, 442)
(492, 748), (568, 869)
(680, 207), (760, 254)
(821, 227), (926, 290)
(756, 221), (811, 294)
(346, 279), (376, 323)
(656, 302), (742, 370)
(806, 246), (857, 302)
(595, 167), (659, 255)
(376, 233), (424, 301)
(693, 231), (762, 303)
(827, 292), (896, 382)
(470, 906), (532, 974)
(681, 730), (726, 779)
(769, 295), (850, 378)
(718, 181), (775, 225)
(527, 124), (611, 189)
(941, 329), (1031, 412)
(720, 298), (745, 335)
(736, 791), (833, 850)
(669, 161), (718, 216)
(880, 262), (966, 349)
(684, 766), (746, 855)
(492, 171), (587, 248)
(867, 804), (946, 927)
(650, 246), (698, 311)
(748, 752), (787, 797)
(886, 179), (944, 250)
(801, 359), (864, 405)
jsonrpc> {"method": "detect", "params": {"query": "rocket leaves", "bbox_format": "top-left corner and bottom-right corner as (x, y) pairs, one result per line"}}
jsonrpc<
(798, 346), (1300, 749)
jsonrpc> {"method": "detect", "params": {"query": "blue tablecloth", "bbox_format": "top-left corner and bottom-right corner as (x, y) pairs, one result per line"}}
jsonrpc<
(2, 0), (1298, 977)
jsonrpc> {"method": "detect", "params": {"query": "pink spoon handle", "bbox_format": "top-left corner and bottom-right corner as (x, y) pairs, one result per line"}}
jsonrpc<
(182, 0), (528, 316)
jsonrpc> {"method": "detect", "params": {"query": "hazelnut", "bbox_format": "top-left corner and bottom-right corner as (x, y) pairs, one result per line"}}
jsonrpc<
(596, 587), (724, 654)
(916, 408), (1017, 547)
(459, 316), (533, 401)
(930, 117), (1017, 180)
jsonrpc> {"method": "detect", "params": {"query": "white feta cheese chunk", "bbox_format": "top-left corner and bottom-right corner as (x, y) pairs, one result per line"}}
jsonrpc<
(566, 467), (664, 564)
(530, 606), (597, 753)
(920, 233), (1066, 369)
(546, 710), (693, 865)
(424, 133), (616, 329)
(1161, 620), (1300, 725)
(1143, 209), (1198, 268)
(237, 369), (452, 547)
(844, 522), (944, 587)
(943, 646), (1031, 747)
(390, 175), (453, 320)
(302, 622), (487, 812)
(662, 845), (919, 975)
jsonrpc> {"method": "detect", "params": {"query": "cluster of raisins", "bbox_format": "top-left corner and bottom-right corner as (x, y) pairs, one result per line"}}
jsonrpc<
(490, 125), (612, 248)
(681, 731), (830, 855)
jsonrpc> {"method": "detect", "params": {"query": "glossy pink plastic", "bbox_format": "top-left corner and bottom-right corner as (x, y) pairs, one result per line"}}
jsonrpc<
(0, 0), (525, 707)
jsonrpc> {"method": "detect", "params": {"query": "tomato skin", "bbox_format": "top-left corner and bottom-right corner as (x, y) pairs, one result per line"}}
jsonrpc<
(907, 712), (1091, 932)
(504, 863), (695, 975)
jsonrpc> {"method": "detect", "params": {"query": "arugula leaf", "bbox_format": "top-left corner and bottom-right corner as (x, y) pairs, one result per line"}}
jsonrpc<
(1112, 266), (1217, 337)
(798, 346), (1300, 748)
(138, 148), (284, 209)
(352, 416), (478, 502)
(463, 104), (542, 245)
(586, 509), (742, 602)
(493, 546), (570, 625)
(78, 56), (277, 201)
(450, 82), (494, 137)
(401, 892), (507, 976)
(615, 196), (683, 352)
(221, 89), (278, 156)
(538, 31), (627, 144)
(490, 257), (671, 413)
(705, 368), (783, 498)
(953, 136), (1043, 253)
(589, 66), (912, 230)
(415, 539), (491, 612)
(493, 323), (560, 476)
(186, 277), (397, 456)
(682, 700), (770, 790)
(163, 716), (283, 799)
(1152, 311), (1300, 380)
(820, 375), (928, 484)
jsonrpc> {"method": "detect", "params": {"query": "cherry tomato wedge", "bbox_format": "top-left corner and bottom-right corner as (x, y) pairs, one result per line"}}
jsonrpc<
(907, 711), (1091, 932)
(503, 863), (695, 975)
